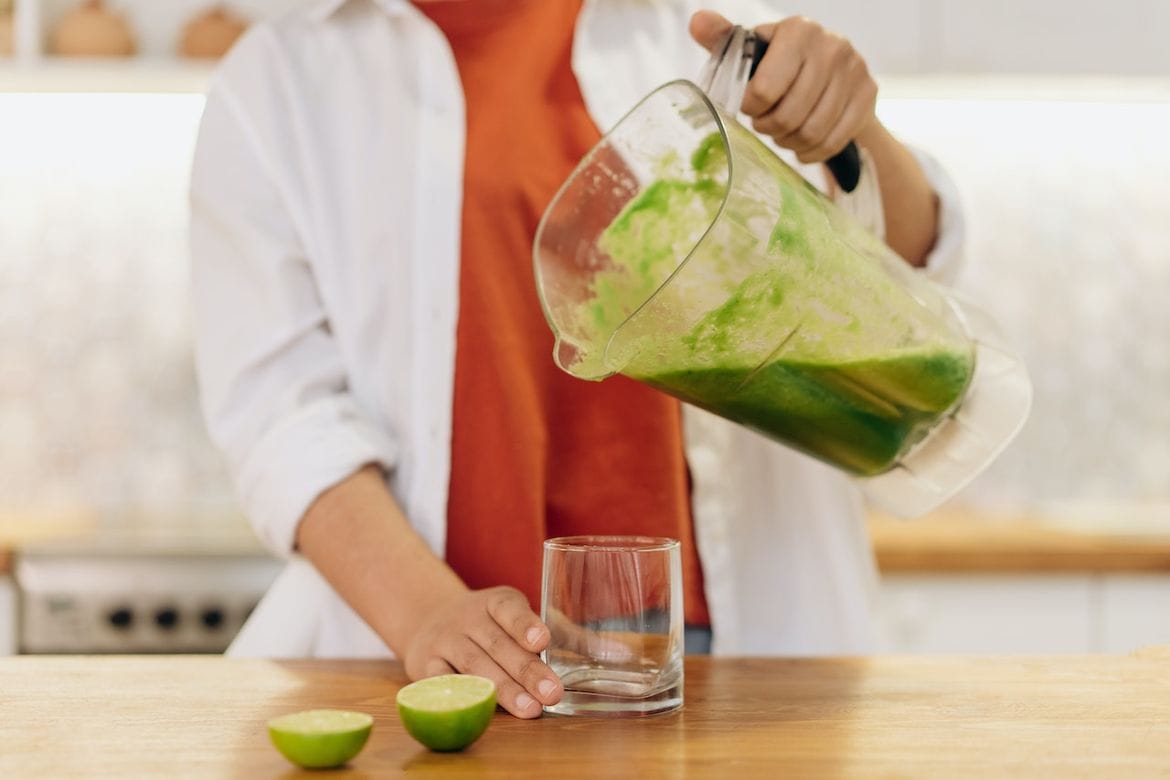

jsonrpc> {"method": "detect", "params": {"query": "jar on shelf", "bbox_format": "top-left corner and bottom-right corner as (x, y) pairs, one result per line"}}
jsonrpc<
(50, 0), (137, 58)
(0, 0), (14, 58)
(179, 5), (249, 60)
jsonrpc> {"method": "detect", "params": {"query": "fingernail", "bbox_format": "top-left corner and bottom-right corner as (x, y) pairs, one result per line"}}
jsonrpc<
(526, 626), (544, 646)
(538, 679), (558, 699)
(516, 692), (538, 713)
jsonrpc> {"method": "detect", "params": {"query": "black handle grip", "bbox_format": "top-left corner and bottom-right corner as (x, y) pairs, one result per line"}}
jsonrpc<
(749, 39), (862, 193)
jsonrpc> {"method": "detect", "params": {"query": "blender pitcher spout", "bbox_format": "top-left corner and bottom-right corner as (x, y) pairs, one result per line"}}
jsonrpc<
(552, 334), (617, 381)
(533, 81), (732, 386)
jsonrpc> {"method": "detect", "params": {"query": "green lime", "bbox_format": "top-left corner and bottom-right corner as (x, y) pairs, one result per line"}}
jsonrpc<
(267, 709), (373, 769)
(396, 674), (497, 752)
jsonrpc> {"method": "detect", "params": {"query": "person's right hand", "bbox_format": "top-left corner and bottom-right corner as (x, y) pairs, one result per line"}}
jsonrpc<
(400, 585), (564, 719)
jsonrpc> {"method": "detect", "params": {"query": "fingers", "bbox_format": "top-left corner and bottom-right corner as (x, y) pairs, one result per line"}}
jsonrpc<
(773, 66), (849, 157)
(422, 657), (456, 678)
(688, 10), (733, 52)
(809, 74), (877, 163)
(481, 588), (563, 709)
(478, 587), (562, 716)
(547, 609), (636, 663)
(739, 16), (878, 163)
(750, 58), (828, 141)
(740, 30), (804, 117)
(441, 635), (544, 719)
(796, 95), (871, 165)
(469, 621), (563, 710)
(485, 586), (549, 653)
(796, 55), (876, 163)
(544, 607), (580, 649)
(401, 587), (563, 720)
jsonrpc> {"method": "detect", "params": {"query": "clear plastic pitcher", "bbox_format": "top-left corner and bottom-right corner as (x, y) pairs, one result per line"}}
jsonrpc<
(533, 80), (1031, 517)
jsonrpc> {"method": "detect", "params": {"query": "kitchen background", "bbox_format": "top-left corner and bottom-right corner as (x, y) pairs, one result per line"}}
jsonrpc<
(1, 0), (1167, 656)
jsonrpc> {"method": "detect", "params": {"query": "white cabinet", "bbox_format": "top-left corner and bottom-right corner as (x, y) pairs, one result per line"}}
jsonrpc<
(1100, 576), (1170, 654)
(878, 574), (1170, 654)
(0, 576), (16, 655)
(877, 574), (1096, 654)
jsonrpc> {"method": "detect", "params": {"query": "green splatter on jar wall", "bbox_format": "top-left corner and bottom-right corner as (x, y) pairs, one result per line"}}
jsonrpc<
(584, 128), (975, 477)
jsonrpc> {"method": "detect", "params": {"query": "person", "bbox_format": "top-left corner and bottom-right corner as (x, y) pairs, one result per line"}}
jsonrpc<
(190, 0), (964, 719)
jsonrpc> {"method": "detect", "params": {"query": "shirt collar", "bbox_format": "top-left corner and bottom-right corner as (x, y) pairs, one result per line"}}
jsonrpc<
(306, 0), (411, 22)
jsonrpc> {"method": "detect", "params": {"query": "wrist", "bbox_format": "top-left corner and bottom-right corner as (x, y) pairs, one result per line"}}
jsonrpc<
(854, 116), (888, 152)
(388, 575), (469, 651)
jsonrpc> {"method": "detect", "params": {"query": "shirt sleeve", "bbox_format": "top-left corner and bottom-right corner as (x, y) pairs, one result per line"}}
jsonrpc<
(906, 144), (966, 284)
(827, 143), (966, 284)
(189, 35), (398, 557)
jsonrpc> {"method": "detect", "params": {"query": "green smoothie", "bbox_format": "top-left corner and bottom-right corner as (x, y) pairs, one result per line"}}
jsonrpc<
(581, 131), (974, 477)
(641, 349), (972, 476)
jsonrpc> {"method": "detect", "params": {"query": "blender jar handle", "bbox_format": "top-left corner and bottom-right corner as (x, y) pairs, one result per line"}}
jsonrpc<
(749, 39), (862, 193)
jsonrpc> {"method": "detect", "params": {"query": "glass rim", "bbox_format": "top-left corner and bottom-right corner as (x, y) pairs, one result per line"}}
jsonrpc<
(543, 535), (680, 553)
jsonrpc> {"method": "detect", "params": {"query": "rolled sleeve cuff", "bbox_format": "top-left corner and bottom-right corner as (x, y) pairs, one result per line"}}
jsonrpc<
(908, 145), (967, 284)
(236, 397), (399, 557)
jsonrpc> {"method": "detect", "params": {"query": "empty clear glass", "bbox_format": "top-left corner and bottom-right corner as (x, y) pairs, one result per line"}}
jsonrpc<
(541, 536), (683, 717)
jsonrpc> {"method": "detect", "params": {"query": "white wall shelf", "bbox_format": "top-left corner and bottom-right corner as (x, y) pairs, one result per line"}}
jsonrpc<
(2, 0), (295, 93)
(877, 573), (1170, 655)
(8, 0), (1170, 96)
(0, 58), (215, 93)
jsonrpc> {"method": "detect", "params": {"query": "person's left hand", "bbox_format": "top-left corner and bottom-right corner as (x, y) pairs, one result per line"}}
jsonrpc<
(690, 10), (879, 165)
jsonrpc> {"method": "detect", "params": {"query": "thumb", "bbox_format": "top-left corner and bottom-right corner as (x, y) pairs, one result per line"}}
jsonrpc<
(688, 9), (733, 52)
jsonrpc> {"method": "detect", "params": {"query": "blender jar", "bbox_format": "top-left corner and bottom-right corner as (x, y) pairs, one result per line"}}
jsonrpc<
(533, 80), (1030, 517)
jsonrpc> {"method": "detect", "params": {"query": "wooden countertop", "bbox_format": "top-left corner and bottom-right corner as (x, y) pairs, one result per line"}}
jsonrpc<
(2, 654), (1170, 778)
(870, 510), (1170, 574)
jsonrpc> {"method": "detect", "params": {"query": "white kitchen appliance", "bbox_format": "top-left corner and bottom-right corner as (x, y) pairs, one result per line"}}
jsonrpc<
(13, 517), (281, 654)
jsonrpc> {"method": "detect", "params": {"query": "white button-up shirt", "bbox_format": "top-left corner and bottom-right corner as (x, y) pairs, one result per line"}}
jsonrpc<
(190, 0), (965, 658)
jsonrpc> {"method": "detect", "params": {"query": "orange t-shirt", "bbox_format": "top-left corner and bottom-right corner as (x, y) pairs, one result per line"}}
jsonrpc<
(419, 0), (710, 628)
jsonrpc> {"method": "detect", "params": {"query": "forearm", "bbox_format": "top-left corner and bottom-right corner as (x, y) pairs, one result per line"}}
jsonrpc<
(855, 120), (939, 267)
(295, 465), (467, 656)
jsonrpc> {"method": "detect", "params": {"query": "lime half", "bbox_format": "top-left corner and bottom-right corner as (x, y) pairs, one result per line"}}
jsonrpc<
(396, 674), (497, 752)
(267, 709), (373, 769)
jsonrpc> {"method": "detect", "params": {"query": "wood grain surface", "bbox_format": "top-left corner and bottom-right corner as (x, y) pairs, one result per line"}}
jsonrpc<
(2, 654), (1170, 778)
(869, 511), (1170, 573)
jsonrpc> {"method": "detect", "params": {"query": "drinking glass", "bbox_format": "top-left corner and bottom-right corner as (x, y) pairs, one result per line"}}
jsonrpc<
(540, 535), (683, 716)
